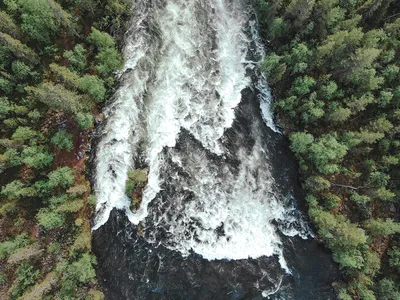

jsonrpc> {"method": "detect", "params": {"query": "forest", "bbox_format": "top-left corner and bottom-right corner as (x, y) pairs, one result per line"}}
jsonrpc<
(0, 0), (130, 298)
(1, 0), (399, 299)
(255, 0), (400, 298)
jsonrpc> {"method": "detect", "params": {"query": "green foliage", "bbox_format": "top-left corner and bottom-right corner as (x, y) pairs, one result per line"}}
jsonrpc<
(78, 75), (106, 102)
(12, 60), (37, 81)
(47, 242), (62, 254)
(87, 289), (105, 300)
(326, 103), (351, 123)
(57, 199), (84, 213)
(255, 0), (400, 297)
(290, 76), (316, 97)
(285, 43), (311, 74)
(17, 0), (58, 44)
(95, 47), (122, 77)
(3, 148), (22, 166)
(0, 11), (20, 38)
(373, 187), (396, 201)
(51, 130), (74, 151)
(47, 167), (75, 189)
(0, 233), (29, 259)
(0, 272), (6, 284)
(304, 176), (331, 192)
(75, 112), (94, 130)
(310, 208), (367, 248)
(350, 192), (371, 205)
(268, 17), (289, 39)
(89, 27), (122, 78)
(0, 1), (125, 298)
(47, 0), (74, 35)
(388, 247), (400, 269)
(0, 97), (12, 119)
(1, 180), (37, 199)
(261, 53), (287, 85)
(69, 253), (96, 283)
(71, 224), (91, 252)
(64, 44), (87, 72)
(309, 134), (348, 174)
(10, 261), (40, 299)
(33, 180), (52, 198)
(290, 132), (314, 155)
(285, 0), (315, 28)
(0, 32), (39, 64)
(332, 248), (364, 269)
(87, 195), (96, 207)
(11, 126), (41, 143)
(49, 63), (80, 89)
(322, 192), (341, 209)
(26, 82), (84, 113)
(21, 146), (53, 169)
(376, 279), (400, 300)
(364, 219), (400, 236)
(36, 208), (65, 230)
(0, 76), (14, 94)
(89, 27), (115, 49)
(47, 194), (68, 206)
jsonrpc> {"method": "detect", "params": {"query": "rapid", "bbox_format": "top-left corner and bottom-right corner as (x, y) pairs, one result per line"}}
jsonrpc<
(92, 0), (338, 299)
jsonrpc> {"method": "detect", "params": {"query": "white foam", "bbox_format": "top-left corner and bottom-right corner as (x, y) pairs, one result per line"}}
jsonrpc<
(93, 0), (308, 278)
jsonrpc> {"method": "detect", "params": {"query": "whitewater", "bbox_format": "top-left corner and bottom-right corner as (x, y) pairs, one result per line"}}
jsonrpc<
(93, 0), (310, 275)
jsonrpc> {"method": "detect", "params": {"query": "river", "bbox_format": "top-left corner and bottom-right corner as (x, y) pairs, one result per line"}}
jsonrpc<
(91, 0), (338, 299)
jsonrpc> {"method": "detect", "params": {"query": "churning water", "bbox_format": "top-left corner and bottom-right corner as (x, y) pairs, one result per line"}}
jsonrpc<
(92, 0), (338, 299)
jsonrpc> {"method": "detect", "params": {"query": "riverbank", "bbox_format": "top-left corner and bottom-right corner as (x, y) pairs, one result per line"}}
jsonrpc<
(0, 1), (131, 298)
(254, 0), (400, 298)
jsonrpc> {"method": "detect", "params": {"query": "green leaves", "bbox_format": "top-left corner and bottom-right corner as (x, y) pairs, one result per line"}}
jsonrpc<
(290, 132), (314, 154)
(26, 82), (83, 113)
(36, 208), (65, 230)
(63, 44), (87, 73)
(51, 130), (74, 151)
(18, 0), (58, 44)
(364, 219), (400, 236)
(78, 75), (106, 102)
(21, 146), (53, 169)
(89, 27), (122, 79)
(47, 167), (75, 189)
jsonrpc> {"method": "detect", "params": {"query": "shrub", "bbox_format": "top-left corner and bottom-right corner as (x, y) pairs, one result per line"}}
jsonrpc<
(10, 261), (40, 299)
(12, 126), (41, 143)
(21, 146), (53, 169)
(388, 246), (400, 269)
(376, 279), (400, 300)
(290, 132), (314, 152)
(78, 75), (106, 102)
(0, 233), (29, 259)
(364, 218), (400, 236)
(95, 47), (122, 77)
(47, 167), (75, 189)
(51, 130), (73, 151)
(36, 208), (65, 230)
(1, 180), (37, 199)
(12, 60), (36, 81)
(18, 0), (58, 44)
(74, 112), (93, 130)
(69, 253), (96, 283)
(63, 44), (87, 72)
(304, 176), (331, 192)
(89, 27), (115, 49)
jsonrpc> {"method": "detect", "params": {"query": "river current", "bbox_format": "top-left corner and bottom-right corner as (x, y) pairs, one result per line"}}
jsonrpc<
(92, 0), (338, 299)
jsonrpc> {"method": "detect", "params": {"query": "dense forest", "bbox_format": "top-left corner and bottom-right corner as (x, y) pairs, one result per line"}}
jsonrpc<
(0, 0), (130, 298)
(255, 0), (400, 299)
(1, 0), (400, 299)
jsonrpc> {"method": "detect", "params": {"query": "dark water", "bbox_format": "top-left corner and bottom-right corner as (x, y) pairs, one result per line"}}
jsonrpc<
(92, 88), (339, 300)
